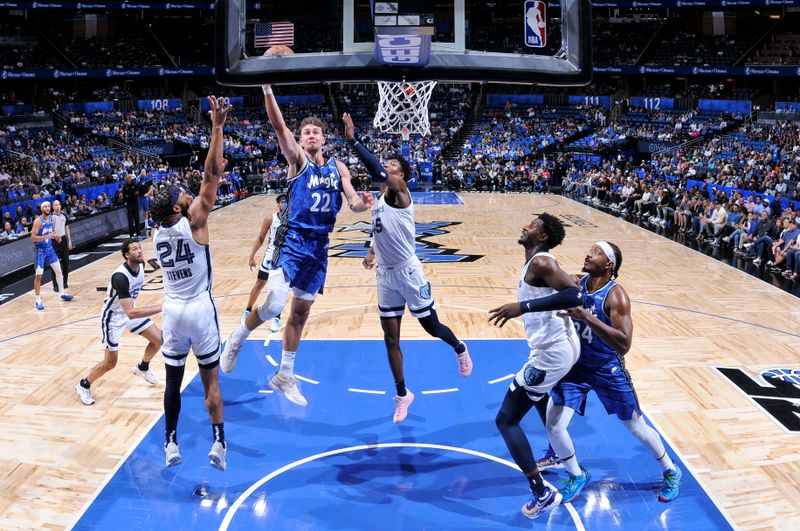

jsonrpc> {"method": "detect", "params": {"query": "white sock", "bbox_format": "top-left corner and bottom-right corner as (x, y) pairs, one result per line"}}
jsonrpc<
(231, 323), (251, 345)
(36, 296), (42, 303)
(657, 452), (675, 473)
(562, 455), (582, 476)
(623, 412), (672, 471)
(278, 350), (296, 378)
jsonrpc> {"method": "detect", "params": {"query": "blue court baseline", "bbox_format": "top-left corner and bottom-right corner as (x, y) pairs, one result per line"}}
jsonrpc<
(73, 339), (732, 530)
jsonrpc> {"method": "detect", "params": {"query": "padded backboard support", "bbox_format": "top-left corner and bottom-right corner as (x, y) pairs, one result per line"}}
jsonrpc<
(215, 0), (592, 87)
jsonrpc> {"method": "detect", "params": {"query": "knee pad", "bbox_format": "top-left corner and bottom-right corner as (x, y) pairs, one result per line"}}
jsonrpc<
(257, 288), (287, 321)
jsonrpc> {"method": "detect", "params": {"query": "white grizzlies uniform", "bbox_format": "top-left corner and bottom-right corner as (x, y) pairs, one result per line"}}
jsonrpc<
(100, 262), (153, 351)
(258, 212), (281, 280)
(154, 217), (220, 367)
(371, 193), (434, 318)
(512, 252), (580, 401)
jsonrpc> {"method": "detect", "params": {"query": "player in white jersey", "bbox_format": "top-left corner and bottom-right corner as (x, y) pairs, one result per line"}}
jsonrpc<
(344, 114), (472, 424)
(488, 213), (583, 520)
(149, 96), (231, 471)
(241, 193), (286, 333)
(75, 239), (162, 405)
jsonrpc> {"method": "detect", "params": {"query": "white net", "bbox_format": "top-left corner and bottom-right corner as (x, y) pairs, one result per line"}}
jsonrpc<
(373, 80), (437, 137)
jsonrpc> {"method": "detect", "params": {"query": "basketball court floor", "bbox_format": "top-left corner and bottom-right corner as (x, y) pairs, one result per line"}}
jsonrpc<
(1, 193), (797, 530)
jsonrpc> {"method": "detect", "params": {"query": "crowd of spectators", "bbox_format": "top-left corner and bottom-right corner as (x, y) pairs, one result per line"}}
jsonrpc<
(562, 120), (800, 280)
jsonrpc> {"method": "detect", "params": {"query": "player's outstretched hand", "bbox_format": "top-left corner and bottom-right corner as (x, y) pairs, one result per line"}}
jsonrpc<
(557, 306), (588, 320)
(342, 113), (355, 141)
(359, 191), (375, 210)
(489, 303), (522, 328)
(207, 95), (232, 127)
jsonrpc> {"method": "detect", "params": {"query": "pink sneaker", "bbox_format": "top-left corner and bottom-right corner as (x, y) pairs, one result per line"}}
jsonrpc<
(457, 345), (473, 377)
(392, 390), (414, 424)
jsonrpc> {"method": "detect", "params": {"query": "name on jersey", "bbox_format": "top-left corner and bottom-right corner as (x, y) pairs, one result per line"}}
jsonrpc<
(306, 173), (339, 190)
(165, 268), (193, 281)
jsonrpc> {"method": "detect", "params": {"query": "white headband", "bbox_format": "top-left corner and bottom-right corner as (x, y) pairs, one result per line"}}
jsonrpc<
(596, 241), (616, 267)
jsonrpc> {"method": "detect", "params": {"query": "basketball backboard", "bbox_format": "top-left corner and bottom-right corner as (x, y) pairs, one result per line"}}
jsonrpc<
(215, 0), (591, 87)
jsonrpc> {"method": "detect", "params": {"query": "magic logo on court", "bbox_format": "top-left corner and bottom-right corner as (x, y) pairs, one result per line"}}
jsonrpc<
(715, 366), (800, 433)
(331, 221), (483, 263)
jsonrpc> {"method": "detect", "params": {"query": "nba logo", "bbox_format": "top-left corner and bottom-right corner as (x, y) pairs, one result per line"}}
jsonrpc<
(524, 0), (547, 48)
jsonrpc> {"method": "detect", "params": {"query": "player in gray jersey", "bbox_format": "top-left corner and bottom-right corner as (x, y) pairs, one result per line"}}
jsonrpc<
(489, 213), (584, 520)
(149, 96), (231, 471)
(75, 239), (162, 406)
(345, 114), (472, 424)
(242, 193), (286, 333)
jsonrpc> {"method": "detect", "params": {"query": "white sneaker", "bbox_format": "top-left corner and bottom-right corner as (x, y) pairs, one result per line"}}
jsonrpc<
(75, 383), (95, 405)
(208, 441), (227, 471)
(392, 390), (414, 423)
(269, 372), (308, 406)
(270, 317), (281, 333)
(241, 310), (250, 326)
(165, 442), (182, 467)
(220, 336), (243, 374)
(132, 366), (158, 385)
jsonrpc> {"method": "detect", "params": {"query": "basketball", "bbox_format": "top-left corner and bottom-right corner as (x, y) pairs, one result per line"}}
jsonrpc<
(263, 45), (294, 57)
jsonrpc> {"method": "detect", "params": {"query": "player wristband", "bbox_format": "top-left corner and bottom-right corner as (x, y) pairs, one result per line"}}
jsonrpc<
(262, 87), (273, 95)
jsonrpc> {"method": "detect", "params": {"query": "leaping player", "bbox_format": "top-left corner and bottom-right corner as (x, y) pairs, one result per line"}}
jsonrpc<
(220, 50), (373, 409)
(345, 113), (472, 424)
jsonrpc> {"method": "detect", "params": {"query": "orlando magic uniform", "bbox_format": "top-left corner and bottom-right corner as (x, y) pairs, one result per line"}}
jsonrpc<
(154, 217), (220, 367)
(372, 194), (434, 318)
(258, 212), (281, 281)
(100, 262), (153, 350)
(551, 275), (641, 420)
(34, 215), (59, 274)
(512, 253), (580, 400)
(270, 156), (343, 297)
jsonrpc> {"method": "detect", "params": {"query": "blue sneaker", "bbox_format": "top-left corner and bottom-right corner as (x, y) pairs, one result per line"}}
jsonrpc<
(35, 299), (44, 311)
(60, 294), (74, 302)
(270, 317), (281, 333)
(560, 467), (591, 503)
(658, 466), (682, 502)
(521, 486), (562, 520)
(537, 446), (564, 470)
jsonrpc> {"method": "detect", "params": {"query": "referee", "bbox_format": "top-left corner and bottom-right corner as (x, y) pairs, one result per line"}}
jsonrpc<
(51, 199), (72, 290)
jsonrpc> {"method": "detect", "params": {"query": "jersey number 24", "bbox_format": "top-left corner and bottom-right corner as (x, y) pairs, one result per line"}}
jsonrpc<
(156, 239), (195, 268)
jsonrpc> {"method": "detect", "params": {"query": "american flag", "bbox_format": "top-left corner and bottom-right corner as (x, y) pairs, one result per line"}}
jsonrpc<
(254, 22), (294, 48)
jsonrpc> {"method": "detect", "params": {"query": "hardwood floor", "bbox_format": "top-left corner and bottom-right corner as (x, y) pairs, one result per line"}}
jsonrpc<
(1, 193), (797, 530)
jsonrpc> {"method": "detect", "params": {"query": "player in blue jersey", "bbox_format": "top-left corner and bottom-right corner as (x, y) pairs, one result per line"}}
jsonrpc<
(31, 200), (73, 310)
(221, 75), (373, 408)
(539, 241), (683, 503)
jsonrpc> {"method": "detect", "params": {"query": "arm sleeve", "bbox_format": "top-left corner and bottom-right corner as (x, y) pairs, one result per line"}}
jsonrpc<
(520, 285), (582, 314)
(348, 138), (388, 182)
(111, 272), (131, 299)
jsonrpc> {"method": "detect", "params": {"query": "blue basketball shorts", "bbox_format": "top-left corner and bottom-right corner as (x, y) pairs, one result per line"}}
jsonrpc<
(139, 196), (152, 212)
(275, 228), (329, 298)
(35, 246), (59, 273)
(550, 362), (641, 421)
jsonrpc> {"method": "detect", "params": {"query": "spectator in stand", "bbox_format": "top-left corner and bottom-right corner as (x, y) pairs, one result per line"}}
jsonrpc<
(1, 220), (15, 240)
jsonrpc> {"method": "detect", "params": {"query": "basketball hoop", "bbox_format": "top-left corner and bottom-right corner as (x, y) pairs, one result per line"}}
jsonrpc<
(374, 80), (437, 137)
